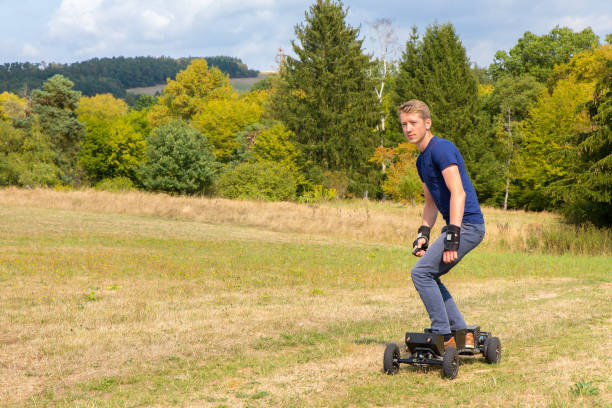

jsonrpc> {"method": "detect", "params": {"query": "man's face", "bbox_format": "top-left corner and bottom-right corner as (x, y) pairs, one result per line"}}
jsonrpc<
(400, 112), (431, 145)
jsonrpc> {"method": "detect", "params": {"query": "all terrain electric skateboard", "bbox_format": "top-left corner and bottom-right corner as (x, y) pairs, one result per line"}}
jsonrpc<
(383, 325), (501, 379)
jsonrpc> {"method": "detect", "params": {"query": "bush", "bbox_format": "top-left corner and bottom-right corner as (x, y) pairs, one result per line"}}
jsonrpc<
(138, 120), (220, 195)
(216, 161), (297, 201)
(95, 177), (136, 192)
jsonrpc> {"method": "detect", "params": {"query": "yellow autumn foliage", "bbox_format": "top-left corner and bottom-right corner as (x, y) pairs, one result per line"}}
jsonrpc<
(192, 90), (269, 162)
(0, 92), (27, 121)
(159, 59), (234, 119)
(77, 94), (128, 122)
(371, 142), (422, 204)
(551, 44), (612, 84)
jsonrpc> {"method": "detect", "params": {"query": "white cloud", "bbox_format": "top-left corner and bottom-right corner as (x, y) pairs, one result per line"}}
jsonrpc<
(4, 0), (603, 69)
(21, 42), (41, 58)
(48, 0), (104, 37)
(556, 14), (612, 36)
(141, 9), (172, 30)
(45, 0), (283, 62)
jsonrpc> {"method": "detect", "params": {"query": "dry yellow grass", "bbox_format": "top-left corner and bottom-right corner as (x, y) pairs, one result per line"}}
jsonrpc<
(0, 187), (558, 250)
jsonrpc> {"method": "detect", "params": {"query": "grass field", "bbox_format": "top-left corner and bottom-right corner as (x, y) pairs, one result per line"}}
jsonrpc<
(0, 189), (610, 407)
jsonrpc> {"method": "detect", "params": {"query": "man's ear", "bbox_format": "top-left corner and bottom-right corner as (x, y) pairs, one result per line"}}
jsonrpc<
(425, 118), (432, 131)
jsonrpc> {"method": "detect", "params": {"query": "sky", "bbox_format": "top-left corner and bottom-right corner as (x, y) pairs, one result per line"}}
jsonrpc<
(1, 0), (611, 72)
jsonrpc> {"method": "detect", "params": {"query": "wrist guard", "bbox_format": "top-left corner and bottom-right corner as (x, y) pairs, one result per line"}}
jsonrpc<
(412, 225), (431, 254)
(443, 224), (461, 251)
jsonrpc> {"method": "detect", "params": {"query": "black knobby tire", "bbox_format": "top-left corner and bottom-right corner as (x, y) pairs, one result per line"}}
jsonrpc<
(383, 343), (400, 375)
(484, 336), (502, 364)
(442, 347), (459, 379)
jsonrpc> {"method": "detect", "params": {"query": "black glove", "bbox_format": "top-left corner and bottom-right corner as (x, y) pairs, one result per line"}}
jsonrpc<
(443, 224), (461, 251)
(412, 225), (431, 256)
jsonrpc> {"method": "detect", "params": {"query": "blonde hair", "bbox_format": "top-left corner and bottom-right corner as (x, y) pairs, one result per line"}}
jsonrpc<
(397, 99), (431, 120)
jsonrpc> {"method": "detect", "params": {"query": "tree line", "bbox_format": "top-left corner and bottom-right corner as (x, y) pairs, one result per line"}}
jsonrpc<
(0, 0), (610, 227)
(0, 56), (259, 98)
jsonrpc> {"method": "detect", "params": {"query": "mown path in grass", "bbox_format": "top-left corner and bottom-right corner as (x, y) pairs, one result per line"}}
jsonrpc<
(0, 205), (610, 407)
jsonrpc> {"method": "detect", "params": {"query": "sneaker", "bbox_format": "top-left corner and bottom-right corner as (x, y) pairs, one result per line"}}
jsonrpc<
(465, 332), (475, 348)
(443, 336), (456, 351)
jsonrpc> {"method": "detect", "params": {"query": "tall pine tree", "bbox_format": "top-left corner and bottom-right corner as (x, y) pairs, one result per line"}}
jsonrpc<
(395, 24), (479, 161)
(271, 0), (379, 195)
(30, 75), (84, 185)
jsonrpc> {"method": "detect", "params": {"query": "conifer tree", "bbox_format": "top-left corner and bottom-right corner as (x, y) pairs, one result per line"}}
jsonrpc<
(394, 24), (479, 159)
(30, 74), (84, 185)
(271, 0), (379, 194)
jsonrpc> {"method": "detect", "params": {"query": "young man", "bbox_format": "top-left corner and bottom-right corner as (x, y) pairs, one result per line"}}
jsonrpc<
(399, 99), (485, 350)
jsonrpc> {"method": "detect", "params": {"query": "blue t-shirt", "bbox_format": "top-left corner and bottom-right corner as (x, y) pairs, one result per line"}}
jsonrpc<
(416, 136), (484, 225)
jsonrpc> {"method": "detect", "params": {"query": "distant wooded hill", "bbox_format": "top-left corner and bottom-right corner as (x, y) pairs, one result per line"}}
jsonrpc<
(0, 56), (259, 98)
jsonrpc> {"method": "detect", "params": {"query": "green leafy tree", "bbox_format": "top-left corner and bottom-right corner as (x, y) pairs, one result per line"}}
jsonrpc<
(158, 59), (233, 120)
(250, 123), (300, 169)
(550, 61), (612, 226)
(233, 121), (311, 194)
(133, 94), (158, 111)
(488, 26), (599, 82)
(30, 74), (84, 184)
(0, 120), (23, 154)
(138, 120), (219, 195)
(271, 0), (379, 195)
(192, 90), (266, 162)
(77, 94), (148, 182)
(514, 46), (611, 212)
(370, 142), (421, 204)
(151, 58), (266, 163)
(515, 79), (593, 211)
(79, 114), (147, 182)
(395, 23), (479, 160)
(0, 121), (60, 187)
(484, 74), (546, 209)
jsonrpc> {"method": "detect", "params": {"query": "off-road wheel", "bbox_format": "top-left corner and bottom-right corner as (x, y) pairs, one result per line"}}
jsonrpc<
(484, 336), (501, 364)
(383, 343), (400, 375)
(442, 347), (459, 379)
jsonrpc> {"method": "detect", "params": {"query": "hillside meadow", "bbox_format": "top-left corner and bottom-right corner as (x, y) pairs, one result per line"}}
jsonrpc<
(0, 188), (610, 407)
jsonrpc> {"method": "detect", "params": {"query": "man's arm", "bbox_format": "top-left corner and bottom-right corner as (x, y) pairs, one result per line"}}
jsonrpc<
(413, 183), (438, 257)
(421, 183), (438, 228)
(441, 164), (465, 263)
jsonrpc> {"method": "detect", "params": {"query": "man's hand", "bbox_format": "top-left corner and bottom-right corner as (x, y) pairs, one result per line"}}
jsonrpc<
(442, 250), (458, 264)
(442, 224), (461, 264)
(412, 225), (431, 257)
(413, 238), (427, 257)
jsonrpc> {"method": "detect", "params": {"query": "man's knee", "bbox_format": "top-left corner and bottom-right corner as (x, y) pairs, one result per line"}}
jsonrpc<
(411, 264), (431, 285)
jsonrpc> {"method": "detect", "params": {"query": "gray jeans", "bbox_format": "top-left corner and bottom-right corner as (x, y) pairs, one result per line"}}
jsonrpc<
(411, 223), (485, 334)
